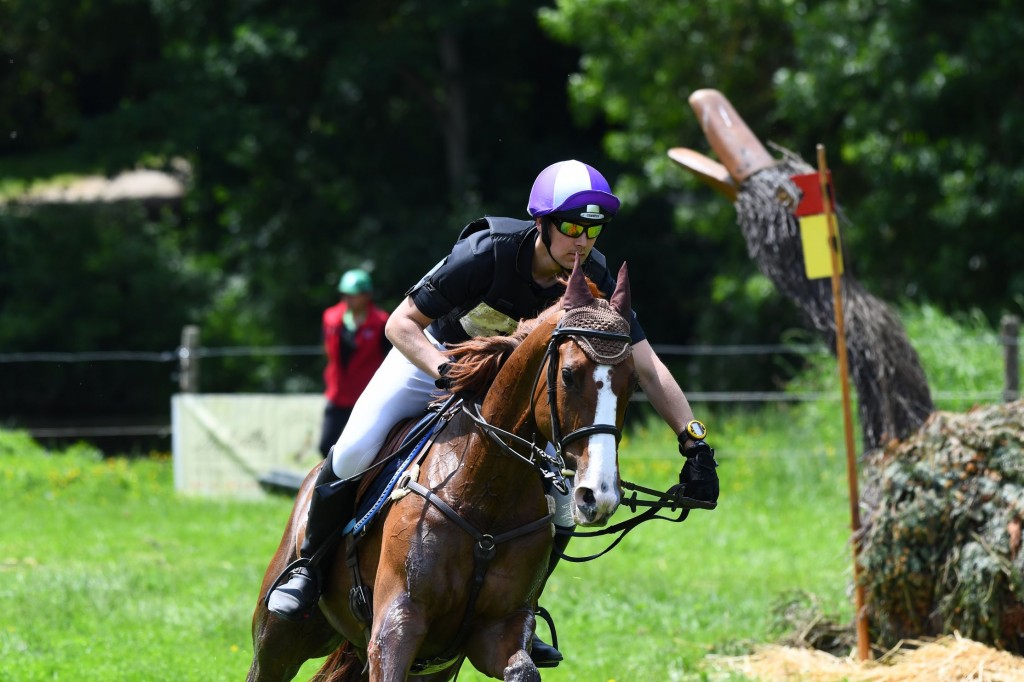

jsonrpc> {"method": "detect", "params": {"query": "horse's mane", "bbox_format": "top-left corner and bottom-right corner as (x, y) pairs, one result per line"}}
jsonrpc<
(443, 279), (605, 397)
(443, 310), (553, 397)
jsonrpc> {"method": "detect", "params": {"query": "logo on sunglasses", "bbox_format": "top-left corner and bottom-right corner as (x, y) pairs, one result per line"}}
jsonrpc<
(580, 204), (605, 220)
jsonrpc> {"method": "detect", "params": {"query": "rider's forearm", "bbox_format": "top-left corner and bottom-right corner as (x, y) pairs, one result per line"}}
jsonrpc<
(394, 325), (450, 378)
(633, 340), (695, 436)
(385, 299), (450, 379)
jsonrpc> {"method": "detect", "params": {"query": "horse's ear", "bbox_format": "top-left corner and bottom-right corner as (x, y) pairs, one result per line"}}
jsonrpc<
(562, 253), (596, 310)
(610, 262), (632, 321)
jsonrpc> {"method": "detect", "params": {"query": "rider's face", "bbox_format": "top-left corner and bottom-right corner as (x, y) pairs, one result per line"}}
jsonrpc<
(546, 220), (597, 270)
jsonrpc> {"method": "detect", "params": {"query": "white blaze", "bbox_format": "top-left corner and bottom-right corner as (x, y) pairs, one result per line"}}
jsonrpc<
(573, 365), (620, 521)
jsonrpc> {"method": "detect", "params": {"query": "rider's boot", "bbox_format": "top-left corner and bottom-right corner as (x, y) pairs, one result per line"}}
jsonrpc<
(531, 531), (572, 668)
(266, 449), (358, 621)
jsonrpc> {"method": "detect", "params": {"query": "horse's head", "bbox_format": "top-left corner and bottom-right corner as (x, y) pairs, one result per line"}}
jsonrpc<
(535, 257), (637, 526)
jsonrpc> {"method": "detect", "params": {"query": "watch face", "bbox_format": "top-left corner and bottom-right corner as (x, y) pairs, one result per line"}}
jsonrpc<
(687, 420), (706, 439)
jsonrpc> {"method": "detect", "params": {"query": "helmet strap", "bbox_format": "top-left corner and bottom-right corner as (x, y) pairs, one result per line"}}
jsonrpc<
(538, 220), (571, 275)
(538, 219), (552, 249)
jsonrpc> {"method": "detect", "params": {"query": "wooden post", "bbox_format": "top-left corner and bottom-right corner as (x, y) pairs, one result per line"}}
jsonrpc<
(817, 144), (871, 661)
(179, 325), (200, 393)
(1003, 314), (1020, 403)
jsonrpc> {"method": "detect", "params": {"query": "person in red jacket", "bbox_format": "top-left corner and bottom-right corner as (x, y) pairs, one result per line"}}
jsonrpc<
(318, 268), (391, 458)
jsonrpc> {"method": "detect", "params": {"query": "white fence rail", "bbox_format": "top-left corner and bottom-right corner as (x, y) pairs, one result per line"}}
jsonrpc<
(171, 393), (323, 497)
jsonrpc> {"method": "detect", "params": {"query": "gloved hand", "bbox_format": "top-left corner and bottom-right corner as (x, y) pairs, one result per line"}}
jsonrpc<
(434, 362), (455, 391)
(435, 362), (476, 403)
(678, 433), (719, 505)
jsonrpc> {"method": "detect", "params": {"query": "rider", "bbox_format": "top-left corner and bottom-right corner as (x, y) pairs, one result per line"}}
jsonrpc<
(267, 159), (720, 666)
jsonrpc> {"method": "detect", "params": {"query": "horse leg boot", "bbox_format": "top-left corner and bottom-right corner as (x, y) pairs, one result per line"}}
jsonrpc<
(267, 449), (358, 621)
(530, 531), (572, 668)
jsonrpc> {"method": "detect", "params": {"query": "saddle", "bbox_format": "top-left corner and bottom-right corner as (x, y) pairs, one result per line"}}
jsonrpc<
(348, 397), (461, 537)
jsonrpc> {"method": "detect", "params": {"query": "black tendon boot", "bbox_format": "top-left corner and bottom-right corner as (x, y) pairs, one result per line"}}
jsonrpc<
(266, 450), (359, 621)
(531, 530), (572, 668)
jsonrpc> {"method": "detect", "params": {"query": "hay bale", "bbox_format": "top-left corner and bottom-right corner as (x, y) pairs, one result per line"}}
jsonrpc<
(709, 634), (1024, 681)
(860, 400), (1024, 653)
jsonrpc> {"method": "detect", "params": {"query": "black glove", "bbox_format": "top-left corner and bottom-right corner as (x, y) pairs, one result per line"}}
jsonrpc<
(435, 362), (476, 402)
(678, 435), (719, 505)
(434, 362), (454, 391)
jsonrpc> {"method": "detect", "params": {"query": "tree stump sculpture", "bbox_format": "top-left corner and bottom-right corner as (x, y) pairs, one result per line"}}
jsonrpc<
(670, 89), (933, 452)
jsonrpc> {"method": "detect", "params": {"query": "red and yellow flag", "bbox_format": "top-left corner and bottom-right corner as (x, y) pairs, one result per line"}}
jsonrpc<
(791, 172), (843, 280)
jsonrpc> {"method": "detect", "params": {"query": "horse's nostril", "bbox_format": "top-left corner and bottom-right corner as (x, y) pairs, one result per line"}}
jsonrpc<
(581, 488), (596, 506)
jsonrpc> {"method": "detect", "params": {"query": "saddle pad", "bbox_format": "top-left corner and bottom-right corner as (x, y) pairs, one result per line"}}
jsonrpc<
(347, 408), (444, 535)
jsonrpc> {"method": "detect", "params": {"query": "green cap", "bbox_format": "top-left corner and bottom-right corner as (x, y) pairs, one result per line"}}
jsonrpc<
(338, 269), (373, 295)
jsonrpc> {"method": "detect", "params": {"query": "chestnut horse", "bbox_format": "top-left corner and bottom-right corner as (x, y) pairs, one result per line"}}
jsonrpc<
(247, 260), (636, 682)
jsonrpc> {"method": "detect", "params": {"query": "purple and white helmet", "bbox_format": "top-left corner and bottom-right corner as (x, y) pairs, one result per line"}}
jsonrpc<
(527, 160), (620, 223)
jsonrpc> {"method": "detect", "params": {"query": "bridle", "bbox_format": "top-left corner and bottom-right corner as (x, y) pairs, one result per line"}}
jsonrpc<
(535, 324), (632, 456)
(463, 316), (702, 563)
(462, 317), (632, 494)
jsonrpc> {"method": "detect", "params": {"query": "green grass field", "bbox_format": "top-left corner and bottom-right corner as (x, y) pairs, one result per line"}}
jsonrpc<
(0, 302), (1007, 680)
(0, 406), (855, 682)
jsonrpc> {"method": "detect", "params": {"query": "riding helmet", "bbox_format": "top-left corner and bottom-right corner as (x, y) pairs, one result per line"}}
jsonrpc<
(527, 160), (620, 223)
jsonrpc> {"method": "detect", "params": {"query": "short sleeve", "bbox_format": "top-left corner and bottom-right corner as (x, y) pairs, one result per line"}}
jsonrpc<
(409, 233), (494, 320)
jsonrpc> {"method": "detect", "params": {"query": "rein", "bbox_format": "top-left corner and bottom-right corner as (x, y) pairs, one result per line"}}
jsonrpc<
(466, 321), (716, 566)
(554, 480), (715, 563)
(461, 401), (572, 494)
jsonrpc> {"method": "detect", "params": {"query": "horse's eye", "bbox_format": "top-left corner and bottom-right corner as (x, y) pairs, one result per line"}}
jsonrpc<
(561, 366), (575, 388)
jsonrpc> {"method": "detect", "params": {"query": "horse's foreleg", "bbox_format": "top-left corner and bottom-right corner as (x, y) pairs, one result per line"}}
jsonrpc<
(366, 593), (429, 682)
(465, 610), (539, 682)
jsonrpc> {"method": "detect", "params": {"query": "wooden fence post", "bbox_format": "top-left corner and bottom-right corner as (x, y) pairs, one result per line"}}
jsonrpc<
(179, 325), (200, 393)
(1003, 314), (1020, 403)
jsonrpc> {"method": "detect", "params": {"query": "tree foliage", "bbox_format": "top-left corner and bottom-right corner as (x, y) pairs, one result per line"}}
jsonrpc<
(775, 0), (1024, 316)
(0, 0), (617, 424)
(540, 0), (807, 382)
(2, 0), (1022, 426)
(541, 0), (1024, 323)
(0, 203), (210, 418)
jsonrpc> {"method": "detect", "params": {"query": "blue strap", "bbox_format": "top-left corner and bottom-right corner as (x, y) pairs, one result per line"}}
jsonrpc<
(345, 419), (442, 537)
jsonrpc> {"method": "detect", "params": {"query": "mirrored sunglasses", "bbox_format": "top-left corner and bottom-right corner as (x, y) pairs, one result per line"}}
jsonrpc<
(556, 220), (604, 239)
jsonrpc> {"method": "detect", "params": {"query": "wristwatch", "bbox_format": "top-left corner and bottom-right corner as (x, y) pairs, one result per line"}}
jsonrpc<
(684, 420), (707, 441)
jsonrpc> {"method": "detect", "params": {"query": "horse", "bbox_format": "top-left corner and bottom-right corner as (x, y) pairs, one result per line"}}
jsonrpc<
(247, 258), (637, 682)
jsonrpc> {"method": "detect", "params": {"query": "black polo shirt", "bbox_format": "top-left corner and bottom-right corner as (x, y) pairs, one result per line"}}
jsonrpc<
(409, 218), (645, 345)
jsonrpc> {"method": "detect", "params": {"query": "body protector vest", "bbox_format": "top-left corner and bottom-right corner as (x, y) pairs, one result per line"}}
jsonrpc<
(412, 216), (614, 344)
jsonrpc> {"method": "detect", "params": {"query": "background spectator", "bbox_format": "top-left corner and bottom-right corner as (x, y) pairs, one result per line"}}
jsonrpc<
(318, 268), (390, 458)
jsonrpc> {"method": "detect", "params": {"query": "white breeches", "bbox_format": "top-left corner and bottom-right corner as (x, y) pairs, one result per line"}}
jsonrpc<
(331, 341), (575, 528)
(331, 346), (440, 479)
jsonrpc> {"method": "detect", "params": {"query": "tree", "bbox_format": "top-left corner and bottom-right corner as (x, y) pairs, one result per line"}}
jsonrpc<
(539, 1), (808, 390)
(0, 1), (609, 410)
(770, 1), (1024, 320)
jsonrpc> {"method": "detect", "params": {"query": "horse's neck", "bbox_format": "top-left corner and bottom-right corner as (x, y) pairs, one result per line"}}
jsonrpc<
(480, 323), (552, 437)
(424, 325), (554, 525)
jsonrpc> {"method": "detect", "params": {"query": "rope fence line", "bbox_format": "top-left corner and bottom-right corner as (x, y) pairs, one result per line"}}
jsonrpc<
(4, 318), (1019, 439)
(0, 342), (829, 363)
(25, 424), (174, 438)
(0, 338), (1013, 364)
